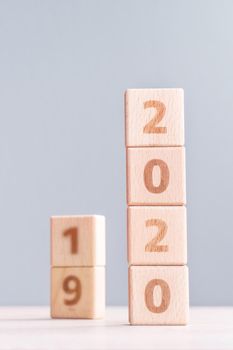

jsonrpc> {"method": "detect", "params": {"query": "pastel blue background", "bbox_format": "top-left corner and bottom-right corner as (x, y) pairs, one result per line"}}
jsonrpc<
(0, 0), (232, 305)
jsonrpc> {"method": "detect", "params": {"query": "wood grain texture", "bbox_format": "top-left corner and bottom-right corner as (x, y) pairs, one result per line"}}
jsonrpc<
(129, 266), (189, 325)
(125, 88), (184, 147)
(51, 266), (105, 319)
(51, 215), (105, 267)
(127, 206), (187, 265)
(127, 147), (186, 205)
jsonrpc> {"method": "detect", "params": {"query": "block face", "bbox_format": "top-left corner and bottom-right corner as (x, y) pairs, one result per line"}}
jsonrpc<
(51, 215), (105, 267)
(129, 266), (189, 325)
(128, 206), (187, 265)
(51, 267), (105, 319)
(125, 89), (184, 147)
(127, 147), (186, 205)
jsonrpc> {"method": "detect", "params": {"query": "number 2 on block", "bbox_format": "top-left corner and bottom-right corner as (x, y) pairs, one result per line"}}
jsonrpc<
(145, 219), (168, 252)
(143, 100), (167, 134)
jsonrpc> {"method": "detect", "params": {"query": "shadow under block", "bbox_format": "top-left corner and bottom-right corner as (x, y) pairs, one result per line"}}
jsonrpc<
(127, 147), (186, 205)
(128, 206), (187, 266)
(51, 215), (105, 267)
(129, 266), (189, 325)
(51, 267), (105, 319)
(125, 88), (184, 147)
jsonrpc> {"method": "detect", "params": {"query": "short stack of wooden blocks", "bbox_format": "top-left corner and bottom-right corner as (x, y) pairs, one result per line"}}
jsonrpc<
(125, 89), (189, 325)
(51, 215), (105, 319)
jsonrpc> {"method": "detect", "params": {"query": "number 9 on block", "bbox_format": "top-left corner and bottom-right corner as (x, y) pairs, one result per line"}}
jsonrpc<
(50, 215), (106, 319)
(51, 267), (105, 319)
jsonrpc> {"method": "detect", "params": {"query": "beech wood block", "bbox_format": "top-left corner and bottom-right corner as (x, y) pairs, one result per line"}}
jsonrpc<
(127, 206), (187, 265)
(125, 88), (184, 147)
(51, 266), (105, 319)
(51, 215), (105, 267)
(127, 147), (186, 205)
(129, 266), (189, 325)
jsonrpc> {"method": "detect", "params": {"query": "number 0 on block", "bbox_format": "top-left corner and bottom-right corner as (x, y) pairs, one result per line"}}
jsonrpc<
(127, 147), (186, 205)
(129, 266), (189, 325)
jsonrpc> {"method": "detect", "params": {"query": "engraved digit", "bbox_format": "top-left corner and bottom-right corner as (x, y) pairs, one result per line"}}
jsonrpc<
(143, 100), (167, 134)
(63, 275), (81, 306)
(144, 159), (169, 193)
(145, 279), (170, 313)
(145, 219), (168, 252)
(63, 227), (78, 254)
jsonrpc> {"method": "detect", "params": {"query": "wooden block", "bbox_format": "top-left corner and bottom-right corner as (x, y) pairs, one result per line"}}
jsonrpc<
(128, 206), (187, 265)
(125, 88), (184, 147)
(51, 266), (105, 319)
(127, 147), (186, 205)
(51, 215), (105, 267)
(129, 265), (189, 325)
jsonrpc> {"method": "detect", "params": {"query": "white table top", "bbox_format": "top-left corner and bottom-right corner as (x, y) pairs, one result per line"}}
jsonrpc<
(0, 306), (232, 350)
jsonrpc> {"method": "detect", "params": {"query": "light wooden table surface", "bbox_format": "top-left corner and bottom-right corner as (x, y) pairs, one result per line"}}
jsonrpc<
(0, 306), (232, 350)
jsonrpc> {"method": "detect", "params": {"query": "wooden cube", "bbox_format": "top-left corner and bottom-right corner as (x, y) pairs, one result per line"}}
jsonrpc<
(125, 88), (184, 147)
(51, 266), (105, 319)
(51, 215), (105, 267)
(129, 266), (189, 325)
(128, 206), (187, 265)
(127, 147), (186, 205)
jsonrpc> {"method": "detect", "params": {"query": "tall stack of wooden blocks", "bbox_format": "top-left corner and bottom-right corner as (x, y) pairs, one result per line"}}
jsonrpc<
(125, 89), (189, 325)
(51, 215), (105, 319)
